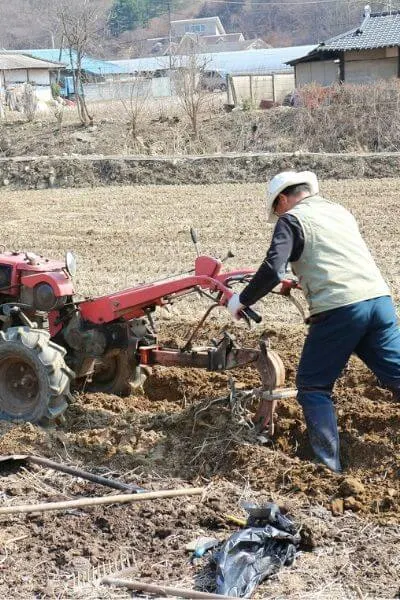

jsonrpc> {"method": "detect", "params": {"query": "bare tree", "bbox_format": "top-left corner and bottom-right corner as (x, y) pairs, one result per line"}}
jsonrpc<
(171, 46), (211, 137)
(56, 0), (101, 126)
(119, 76), (151, 144)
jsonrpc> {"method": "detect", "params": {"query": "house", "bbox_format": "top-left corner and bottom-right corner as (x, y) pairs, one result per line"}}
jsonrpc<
(0, 53), (62, 100)
(14, 49), (126, 98)
(170, 16), (226, 37)
(287, 8), (400, 87)
(128, 16), (268, 58)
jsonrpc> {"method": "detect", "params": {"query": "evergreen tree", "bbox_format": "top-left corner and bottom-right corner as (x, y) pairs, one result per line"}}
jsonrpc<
(108, 0), (168, 36)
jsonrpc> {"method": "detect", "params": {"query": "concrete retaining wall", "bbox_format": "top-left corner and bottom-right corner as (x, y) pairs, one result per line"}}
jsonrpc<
(0, 152), (400, 189)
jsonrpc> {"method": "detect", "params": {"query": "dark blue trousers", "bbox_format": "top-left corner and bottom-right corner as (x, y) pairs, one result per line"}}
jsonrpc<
(296, 296), (400, 471)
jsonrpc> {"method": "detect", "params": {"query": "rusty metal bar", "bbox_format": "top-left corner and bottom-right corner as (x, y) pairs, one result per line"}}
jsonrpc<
(142, 348), (209, 369)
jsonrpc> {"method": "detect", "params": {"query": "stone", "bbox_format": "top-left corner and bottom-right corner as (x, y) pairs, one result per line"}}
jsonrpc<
(339, 476), (365, 498)
(331, 498), (344, 516)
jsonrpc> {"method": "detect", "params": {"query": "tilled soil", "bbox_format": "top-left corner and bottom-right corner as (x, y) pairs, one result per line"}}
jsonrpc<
(0, 180), (398, 597)
(0, 323), (398, 599)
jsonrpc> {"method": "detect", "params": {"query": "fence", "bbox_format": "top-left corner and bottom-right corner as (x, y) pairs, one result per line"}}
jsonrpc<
(82, 77), (173, 102)
(227, 72), (295, 106)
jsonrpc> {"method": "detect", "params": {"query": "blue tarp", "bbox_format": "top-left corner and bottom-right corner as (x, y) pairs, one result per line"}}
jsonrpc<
(15, 49), (125, 75)
(110, 46), (317, 76)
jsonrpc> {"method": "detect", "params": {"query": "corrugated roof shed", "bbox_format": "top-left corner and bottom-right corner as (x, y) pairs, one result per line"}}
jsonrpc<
(111, 46), (316, 76)
(15, 49), (125, 75)
(0, 53), (62, 70)
(288, 11), (400, 65)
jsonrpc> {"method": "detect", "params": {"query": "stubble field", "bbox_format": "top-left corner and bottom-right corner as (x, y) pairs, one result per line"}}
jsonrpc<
(0, 179), (398, 599)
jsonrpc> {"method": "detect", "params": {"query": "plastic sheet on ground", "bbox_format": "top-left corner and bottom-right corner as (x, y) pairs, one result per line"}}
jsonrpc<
(213, 503), (301, 598)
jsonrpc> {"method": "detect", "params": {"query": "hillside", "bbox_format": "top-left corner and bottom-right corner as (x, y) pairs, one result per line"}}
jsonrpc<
(2, 0), (400, 55)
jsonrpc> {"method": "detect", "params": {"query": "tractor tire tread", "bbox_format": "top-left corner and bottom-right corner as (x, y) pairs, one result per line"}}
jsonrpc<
(0, 326), (74, 422)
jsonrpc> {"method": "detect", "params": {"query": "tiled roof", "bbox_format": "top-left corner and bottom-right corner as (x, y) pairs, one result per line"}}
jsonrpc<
(320, 11), (400, 51)
(287, 11), (400, 65)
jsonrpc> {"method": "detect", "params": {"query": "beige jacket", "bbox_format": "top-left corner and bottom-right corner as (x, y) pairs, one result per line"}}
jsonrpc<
(287, 195), (389, 315)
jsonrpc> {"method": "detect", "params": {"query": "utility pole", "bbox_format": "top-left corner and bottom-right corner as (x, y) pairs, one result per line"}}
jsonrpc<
(168, 0), (172, 70)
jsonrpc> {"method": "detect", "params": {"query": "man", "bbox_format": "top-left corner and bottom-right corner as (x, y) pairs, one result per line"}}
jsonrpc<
(227, 171), (400, 472)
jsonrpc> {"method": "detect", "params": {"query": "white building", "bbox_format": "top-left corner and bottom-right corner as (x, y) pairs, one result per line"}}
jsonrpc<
(171, 16), (226, 37)
(0, 53), (62, 100)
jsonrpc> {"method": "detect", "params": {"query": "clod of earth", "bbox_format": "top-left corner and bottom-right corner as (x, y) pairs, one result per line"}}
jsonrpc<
(338, 477), (365, 498)
(331, 498), (344, 516)
(343, 496), (363, 512)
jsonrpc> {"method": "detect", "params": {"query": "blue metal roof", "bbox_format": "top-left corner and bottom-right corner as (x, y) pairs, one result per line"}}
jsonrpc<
(15, 49), (125, 75)
(110, 46), (317, 76)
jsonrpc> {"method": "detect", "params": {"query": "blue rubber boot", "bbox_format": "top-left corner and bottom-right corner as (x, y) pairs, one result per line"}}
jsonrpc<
(297, 391), (342, 473)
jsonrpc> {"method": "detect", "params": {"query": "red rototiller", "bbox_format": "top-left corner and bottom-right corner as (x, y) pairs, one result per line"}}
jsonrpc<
(0, 230), (296, 431)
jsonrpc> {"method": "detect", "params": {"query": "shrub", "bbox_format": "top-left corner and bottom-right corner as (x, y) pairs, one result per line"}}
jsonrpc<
(282, 80), (400, 152)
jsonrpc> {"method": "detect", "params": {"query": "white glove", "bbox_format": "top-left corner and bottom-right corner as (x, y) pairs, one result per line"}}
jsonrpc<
(227, 293), (244, 321)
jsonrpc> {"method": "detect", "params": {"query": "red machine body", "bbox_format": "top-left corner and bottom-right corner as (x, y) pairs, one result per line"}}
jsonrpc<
(79, 256), (253, 325)
(0, 246), (288, 428)
(0, 252), (74, 298)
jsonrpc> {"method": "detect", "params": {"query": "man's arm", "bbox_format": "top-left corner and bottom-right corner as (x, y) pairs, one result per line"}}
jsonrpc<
(239, 214), (304, 307)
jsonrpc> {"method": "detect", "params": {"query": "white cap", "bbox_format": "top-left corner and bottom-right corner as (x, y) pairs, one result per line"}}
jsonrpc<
(266, 170), (319, 224)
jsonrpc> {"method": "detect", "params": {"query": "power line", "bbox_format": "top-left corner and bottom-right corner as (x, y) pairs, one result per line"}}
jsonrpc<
(205, 0), (384, 5)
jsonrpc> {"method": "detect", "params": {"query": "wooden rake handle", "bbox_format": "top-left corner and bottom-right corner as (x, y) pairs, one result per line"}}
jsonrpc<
(102, 577), (238, 600)
(0, 487), (204, 515)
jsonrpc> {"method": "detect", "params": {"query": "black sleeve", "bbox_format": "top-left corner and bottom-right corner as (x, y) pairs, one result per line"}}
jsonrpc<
(239, 214), (304, 307)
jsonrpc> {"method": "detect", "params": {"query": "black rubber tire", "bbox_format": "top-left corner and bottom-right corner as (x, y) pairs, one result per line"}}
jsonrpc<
(0, 327), (74, 423)
(82, 351), (137, 397)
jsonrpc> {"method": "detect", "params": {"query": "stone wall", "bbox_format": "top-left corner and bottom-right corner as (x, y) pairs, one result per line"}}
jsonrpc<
(1, 152), (399, 189)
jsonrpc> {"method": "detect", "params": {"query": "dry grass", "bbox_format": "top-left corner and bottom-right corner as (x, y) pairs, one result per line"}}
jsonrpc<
(5, 80), (400, 156)
(0, 93), (228, 157)
(2, 94), (225, 134)
(291, 80), (400, 152)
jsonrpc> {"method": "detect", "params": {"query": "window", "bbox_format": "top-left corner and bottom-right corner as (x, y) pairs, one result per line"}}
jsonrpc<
(185, 23), (206, 33)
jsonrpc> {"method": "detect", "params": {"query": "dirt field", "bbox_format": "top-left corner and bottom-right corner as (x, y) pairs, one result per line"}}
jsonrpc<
(0, 179), (398, 599)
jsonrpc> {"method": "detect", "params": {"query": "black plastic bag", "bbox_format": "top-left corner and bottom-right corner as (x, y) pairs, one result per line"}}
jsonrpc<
(213, 503), (301, 598)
